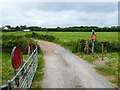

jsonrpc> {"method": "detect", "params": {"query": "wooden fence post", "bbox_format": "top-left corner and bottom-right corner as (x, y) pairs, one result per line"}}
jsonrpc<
(27, 40), (30, 55)
(102, 44), (104, 61)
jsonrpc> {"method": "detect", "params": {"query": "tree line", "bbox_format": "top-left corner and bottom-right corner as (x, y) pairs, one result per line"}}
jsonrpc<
(1, 25), (120, 32)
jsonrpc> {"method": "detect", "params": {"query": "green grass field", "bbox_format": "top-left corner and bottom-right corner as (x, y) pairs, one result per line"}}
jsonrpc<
(2, 32), (118, 42)
(42, 32), (118, 42)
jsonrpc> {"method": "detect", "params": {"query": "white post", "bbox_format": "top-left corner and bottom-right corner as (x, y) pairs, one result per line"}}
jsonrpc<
(92, 40), (94, 54)
(91, 30), (95, 54)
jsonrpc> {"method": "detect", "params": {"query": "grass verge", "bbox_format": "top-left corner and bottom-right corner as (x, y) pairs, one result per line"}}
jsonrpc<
(76, 52), (119, 87)
(2, 53), (29, 85)
(2, 52), (44, 88)
(30, 54), (44, 88)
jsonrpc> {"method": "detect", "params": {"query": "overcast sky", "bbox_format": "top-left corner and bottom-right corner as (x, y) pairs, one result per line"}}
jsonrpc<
(0, 1), (119, 27)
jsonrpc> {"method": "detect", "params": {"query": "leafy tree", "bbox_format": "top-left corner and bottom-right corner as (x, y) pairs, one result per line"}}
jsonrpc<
(20, 25), (27, 30)
(15, 26), (20, 31)
(6, 25), (11, 29)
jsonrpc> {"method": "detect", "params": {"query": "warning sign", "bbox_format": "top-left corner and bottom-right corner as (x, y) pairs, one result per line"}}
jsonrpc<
(92, 34), (96, 40)
(11, 47), (22, 69)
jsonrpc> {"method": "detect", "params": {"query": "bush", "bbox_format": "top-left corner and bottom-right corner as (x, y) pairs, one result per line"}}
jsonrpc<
(56, 39), (120, 53)
(2, 35), (37, 54)
(3, 33), (119, 54)
(25, 32), (56, 42)
(24, 33), (120, 53)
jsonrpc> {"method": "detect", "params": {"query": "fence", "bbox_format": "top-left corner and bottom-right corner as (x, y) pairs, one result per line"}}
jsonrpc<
(1, 46), (38, 89)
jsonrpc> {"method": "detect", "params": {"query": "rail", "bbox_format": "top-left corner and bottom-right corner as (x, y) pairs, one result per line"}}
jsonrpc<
(1, 46), (38, 90)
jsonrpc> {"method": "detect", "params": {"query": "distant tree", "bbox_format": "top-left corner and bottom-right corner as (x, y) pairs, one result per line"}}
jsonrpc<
(20, 25), (27, 30)
(57, 27), (61, 29)
(15, 26), (20, 31)
(28, 26), (40, 31)
(6, 25), (11, 29)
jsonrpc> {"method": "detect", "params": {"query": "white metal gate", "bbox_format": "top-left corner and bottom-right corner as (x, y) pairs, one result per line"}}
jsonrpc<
(1, 46), (38, 89)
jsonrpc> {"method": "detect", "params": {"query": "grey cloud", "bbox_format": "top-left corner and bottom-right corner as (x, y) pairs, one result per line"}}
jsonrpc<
(18, 2), (117, 13)
(1, 2), (118, 27)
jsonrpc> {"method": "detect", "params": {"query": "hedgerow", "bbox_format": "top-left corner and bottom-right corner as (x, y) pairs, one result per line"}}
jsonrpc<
(2, 32), (120, 54)
(2, 35), (37, 54)
(55, 39), (120, 53)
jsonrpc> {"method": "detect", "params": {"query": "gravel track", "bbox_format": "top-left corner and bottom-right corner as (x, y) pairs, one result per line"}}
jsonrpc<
(37, 40), (114, 88)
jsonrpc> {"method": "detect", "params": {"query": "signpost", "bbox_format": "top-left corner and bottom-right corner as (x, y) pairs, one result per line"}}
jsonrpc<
(91, 30), (96, 54)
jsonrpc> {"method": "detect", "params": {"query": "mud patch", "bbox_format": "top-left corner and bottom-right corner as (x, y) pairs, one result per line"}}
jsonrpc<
(93, 57), (112, 66)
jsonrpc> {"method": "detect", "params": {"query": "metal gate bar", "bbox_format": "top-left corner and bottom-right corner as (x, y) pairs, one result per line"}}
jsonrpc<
(1, 46), (38, 89)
